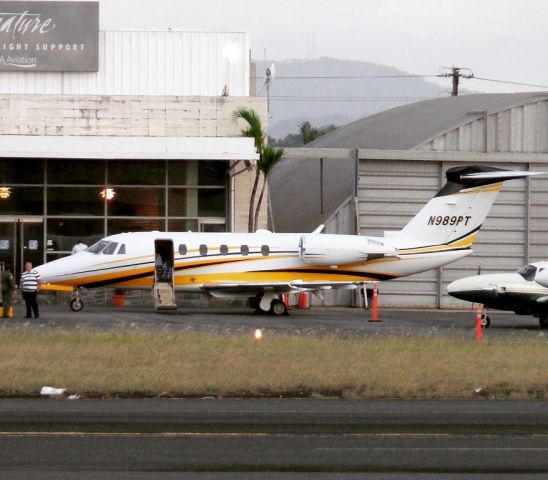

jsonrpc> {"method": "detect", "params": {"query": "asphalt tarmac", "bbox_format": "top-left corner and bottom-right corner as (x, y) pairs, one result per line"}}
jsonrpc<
(1, 304), (546, 478)
(0, 399), (547, 478)
(1, 303), (547, 339)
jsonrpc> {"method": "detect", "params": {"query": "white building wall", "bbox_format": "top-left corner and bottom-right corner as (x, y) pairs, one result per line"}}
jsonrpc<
(0, 94), (264, 137)
(0, 30), (250, 97)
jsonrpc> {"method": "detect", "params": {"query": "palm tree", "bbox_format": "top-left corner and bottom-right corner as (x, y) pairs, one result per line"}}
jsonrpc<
(253, 144), (284, 231)
(233, 107), (284, 232)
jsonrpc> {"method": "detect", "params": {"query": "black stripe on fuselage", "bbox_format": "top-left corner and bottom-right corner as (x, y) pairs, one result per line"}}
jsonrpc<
(75, 252), (300, 288)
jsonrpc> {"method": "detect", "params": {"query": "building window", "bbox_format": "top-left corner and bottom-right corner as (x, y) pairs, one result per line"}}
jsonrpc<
(46, 218), (104, 253)
(47, 187), (103, 215)
(198, 162), (227, 186)
(198, 189), (226, 217)
(108, 218), (164, 235)
(108, 160), (165, 185)
(0, 159), (43, 184)
(169, 219), (199, 232)
(0, 157), (230, 266)
(108, 187), (165, 217)
(1, 187), (43, 215)
(48, 159), (104, 185)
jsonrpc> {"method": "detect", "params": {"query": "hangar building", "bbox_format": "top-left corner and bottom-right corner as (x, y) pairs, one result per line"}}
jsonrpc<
(0, 1), (266, 277)
(269, 92), (548, 308)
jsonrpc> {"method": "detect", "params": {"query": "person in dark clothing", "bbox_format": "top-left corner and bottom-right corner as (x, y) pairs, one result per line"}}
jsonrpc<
(1, 264), (15, 318)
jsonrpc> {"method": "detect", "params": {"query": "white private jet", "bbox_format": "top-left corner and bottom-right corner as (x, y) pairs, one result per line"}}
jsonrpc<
(447, 262), (548, 329)
(36, 165), (541, 315)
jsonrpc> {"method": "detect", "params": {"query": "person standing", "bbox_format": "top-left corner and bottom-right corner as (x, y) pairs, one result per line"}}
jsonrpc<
(1, 264), (15, 318)
(71, 240), (88, 255)
(20, 262), (41, 319)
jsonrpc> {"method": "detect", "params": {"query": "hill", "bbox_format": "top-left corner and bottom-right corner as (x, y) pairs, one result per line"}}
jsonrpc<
(253, 57), (449, 141)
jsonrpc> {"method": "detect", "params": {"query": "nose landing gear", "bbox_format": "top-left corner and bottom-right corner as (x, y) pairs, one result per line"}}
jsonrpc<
(69, 288), (84, 312)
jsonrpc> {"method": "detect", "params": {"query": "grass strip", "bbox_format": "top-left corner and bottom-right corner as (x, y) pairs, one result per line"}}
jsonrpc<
(0, 329), (546, 399)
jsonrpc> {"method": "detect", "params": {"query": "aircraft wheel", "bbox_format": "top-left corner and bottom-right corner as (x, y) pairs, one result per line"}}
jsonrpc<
(69, 298), (84, 312)
(269, 299), (288, 316)
(539, 316), (548, 329)
(481, 314), (490, 328)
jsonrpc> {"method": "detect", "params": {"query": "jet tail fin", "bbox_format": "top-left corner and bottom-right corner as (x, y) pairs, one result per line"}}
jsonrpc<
(400, 166), (542, 247)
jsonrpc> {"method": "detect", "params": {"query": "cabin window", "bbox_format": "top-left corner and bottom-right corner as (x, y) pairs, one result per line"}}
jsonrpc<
(241, 245), (249, 256)
(118, 244), (126, 255)
(199, 244), (208, 256)
(103, 242), (118, 255)
(220, 244), (228, 255)
(261, 245), (270, 256)
(178, 244), (187, 255)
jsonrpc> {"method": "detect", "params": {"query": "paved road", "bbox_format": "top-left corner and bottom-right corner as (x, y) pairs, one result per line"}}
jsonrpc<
(1, 304), (547, 340)
(0, 399), (547, 478)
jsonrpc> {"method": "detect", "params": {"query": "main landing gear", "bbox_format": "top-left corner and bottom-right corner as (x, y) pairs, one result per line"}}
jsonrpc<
(249, 293), (288, 316)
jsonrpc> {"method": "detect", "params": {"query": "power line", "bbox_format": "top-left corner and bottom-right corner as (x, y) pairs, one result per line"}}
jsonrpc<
(269, 95), (434, 102)
(255, 74), (437, 80)
(255, 71), (548, 91)
(473, 76), (548, 89)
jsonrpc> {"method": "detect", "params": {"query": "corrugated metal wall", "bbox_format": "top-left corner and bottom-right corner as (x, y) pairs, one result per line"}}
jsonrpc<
(357, 159), (531, 308)
(418, 99), (548, 153)
(0, 31), (249, 96)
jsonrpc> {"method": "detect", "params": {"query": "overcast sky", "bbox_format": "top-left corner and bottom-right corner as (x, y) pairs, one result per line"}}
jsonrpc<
(101, 0), (548, 93)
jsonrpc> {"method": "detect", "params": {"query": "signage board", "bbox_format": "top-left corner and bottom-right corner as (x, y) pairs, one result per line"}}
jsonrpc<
(0, 1), (98, 72)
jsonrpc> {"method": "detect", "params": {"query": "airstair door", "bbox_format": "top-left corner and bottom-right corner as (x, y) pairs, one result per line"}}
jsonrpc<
(153, 239), (177, 310)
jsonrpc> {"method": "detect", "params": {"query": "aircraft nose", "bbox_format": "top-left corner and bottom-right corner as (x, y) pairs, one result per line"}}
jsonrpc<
(35, 256), (73, 285)
(447, 276), (482, 301)
(35, 262), (54, 283)
(447, 278), (464, 297)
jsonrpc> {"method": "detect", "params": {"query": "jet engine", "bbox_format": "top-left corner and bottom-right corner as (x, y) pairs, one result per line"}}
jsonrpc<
(299, 234), (398, 266)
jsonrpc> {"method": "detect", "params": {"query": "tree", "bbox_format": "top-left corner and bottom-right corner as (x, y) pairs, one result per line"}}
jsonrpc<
(298, 121), (337, 145)
(253, 144), (284, 231)
(233, 107), (284, 232)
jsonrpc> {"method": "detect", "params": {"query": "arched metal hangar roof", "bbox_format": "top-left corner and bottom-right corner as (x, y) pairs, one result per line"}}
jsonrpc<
(306, 92), (548, 150)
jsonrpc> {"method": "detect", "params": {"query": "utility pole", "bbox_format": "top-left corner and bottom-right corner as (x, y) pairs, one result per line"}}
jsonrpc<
(439, 67), (474, 96)
(265, 66), (273, 114)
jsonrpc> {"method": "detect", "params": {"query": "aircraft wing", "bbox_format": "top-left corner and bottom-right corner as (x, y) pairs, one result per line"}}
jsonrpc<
(201, 280), (369, 296)
(201, 282), (292, 295)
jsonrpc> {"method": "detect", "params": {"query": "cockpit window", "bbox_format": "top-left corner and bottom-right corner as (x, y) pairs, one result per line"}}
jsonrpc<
(85, 240), (120, 255)
(118, 244), (126, 255)
(86, 240), (108, 254)
(103, 242), (118, 255)
(517, 264), (537, 281)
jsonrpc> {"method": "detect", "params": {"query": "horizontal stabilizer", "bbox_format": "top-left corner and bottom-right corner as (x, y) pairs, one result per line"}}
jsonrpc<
(461, 170), (543, 182)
